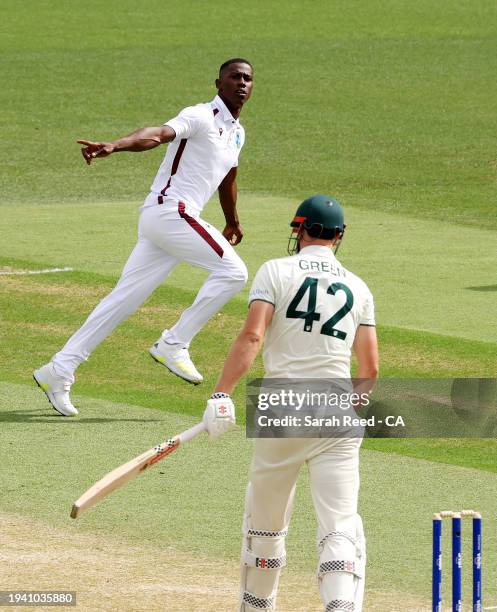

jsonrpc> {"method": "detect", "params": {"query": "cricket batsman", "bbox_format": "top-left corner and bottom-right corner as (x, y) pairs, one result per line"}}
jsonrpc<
(202, 195), (379, 610)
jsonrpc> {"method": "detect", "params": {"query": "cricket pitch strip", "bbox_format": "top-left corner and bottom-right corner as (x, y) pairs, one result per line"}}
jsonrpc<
(0, 512), (427, 611)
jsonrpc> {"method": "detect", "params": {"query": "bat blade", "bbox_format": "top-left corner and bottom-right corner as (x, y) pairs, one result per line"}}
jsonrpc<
(70, 422), (205, 519)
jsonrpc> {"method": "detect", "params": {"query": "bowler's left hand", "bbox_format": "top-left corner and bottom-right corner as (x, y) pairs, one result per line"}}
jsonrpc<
(223, 223), (244, 245)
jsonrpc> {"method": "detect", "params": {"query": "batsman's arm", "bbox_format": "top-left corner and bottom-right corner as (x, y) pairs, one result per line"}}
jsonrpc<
(214, 300), (274, 394)
(218, 167), (243, 245)
(352, 325), (379, 398)
(78, 125), (176, 165)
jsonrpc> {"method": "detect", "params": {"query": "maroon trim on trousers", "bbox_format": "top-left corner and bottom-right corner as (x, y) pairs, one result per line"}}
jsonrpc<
(178, 202), (224, 258)
(158, 138), (188, 204)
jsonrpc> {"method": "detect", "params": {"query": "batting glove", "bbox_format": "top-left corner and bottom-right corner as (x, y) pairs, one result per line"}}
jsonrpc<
(203, 393), (236, 440)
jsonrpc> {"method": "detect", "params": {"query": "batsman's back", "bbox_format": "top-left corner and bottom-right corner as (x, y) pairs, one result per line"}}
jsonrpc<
(249, 245), (375, 379)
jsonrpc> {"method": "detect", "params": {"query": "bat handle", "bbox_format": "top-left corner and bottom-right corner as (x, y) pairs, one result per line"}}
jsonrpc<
(178, 421), (206, 444)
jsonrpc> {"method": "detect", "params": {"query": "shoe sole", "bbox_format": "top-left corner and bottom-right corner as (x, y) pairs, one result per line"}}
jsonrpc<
(149, 351), (202, 385)
(32, 373), (78, 417)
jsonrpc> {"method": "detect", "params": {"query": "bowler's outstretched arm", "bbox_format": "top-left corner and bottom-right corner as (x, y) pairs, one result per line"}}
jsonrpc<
(78, 125), (176, 164)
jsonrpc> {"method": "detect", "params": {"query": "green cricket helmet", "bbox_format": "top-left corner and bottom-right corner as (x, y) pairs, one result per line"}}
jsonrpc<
(288, 194), (346, 255)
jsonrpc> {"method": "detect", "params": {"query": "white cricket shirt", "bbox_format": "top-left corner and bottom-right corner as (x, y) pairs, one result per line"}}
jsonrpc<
(249, 245), (375, 378)
(142, 95), (245, 215)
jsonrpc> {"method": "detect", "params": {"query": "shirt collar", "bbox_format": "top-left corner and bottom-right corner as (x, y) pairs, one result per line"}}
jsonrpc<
(299, 245), (337, 258)
(212, 95), (239, 125)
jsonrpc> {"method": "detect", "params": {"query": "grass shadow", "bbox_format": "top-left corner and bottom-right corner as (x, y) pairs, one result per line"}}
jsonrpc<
(0, 409), (161, 424)
(466, 284), (497, 292)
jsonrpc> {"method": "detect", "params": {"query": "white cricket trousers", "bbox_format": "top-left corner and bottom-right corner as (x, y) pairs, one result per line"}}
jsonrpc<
(241, 437), (363, 611)
(52, 202), (248, 382)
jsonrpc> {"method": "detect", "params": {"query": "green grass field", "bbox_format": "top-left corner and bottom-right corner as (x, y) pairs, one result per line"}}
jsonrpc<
(1, 1), (497, 610)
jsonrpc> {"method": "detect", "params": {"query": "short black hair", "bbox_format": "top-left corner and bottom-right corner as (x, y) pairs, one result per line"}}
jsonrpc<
(219, 58), (253, 75)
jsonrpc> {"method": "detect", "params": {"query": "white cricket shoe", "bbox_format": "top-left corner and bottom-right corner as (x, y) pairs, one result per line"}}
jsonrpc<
(149, 338), (203, 385)
(33, 363), (78, 416)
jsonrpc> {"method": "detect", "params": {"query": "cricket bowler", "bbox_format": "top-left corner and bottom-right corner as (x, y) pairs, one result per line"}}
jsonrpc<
(34, 59), (253, 415)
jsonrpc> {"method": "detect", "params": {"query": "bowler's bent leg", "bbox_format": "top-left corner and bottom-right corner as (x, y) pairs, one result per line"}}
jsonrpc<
(146, 213), (247, 347)
(167, 257), (247, 346)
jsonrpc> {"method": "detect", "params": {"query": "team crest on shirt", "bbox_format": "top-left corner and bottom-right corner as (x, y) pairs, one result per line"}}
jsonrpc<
(235, 130), (242, 148)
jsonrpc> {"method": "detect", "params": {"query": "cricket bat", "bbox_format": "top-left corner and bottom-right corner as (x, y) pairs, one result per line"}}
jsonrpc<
(70, 421), (206, 519)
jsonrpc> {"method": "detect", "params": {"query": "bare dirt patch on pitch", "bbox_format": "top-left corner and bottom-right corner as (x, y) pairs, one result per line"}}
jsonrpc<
(1, 511), (236, 612)
(1, 512), (427, 611)
(0, 275), (106, 299)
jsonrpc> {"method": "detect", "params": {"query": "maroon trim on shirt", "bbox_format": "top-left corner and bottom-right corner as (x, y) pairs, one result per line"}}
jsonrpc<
(158, 138), (188, 205)
(213, 108), (219, 116)
(178, 202), (224, 258)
